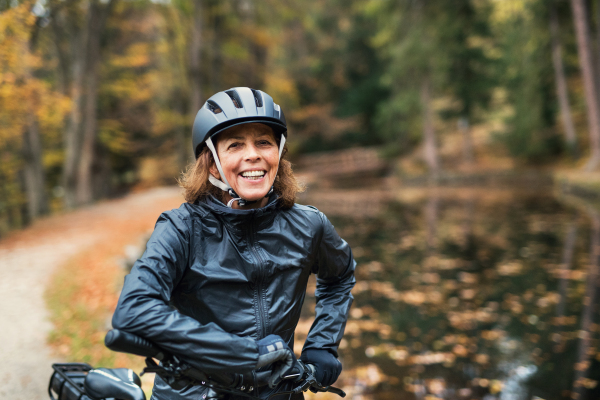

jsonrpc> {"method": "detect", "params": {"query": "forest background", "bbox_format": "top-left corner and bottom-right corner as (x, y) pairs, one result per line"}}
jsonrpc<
(2, 0), (600, 233)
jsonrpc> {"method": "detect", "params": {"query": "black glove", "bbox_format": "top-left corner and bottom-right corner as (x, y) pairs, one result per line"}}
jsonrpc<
(300, 349), (342, 386)
(256, 335), (297, 388)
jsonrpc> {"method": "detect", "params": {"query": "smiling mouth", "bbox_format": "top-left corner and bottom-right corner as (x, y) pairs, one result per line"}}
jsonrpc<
(240, 170), (266, 180)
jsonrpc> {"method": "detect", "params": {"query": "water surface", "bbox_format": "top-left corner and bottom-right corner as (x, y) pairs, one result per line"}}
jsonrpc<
(298, 187), (600, 400)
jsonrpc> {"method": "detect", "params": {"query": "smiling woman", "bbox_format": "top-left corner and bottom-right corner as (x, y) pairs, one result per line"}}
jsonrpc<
(112, 87), (356, 400)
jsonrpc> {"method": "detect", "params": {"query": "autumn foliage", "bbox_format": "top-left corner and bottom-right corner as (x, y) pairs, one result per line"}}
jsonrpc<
(0, 4), (69, 230)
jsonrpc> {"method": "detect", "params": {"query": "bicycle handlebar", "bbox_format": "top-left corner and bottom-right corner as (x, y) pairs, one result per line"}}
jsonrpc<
(105, 329), (166, 361)
(104, 329), (346, 399)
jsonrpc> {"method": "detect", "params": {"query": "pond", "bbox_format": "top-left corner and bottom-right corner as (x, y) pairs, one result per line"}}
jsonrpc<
(296, 186), (600, 400)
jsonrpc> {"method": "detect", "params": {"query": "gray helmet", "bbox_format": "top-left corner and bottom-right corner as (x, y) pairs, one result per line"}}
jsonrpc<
(192, 87), (287, 158)
(192, 87), (288, 207)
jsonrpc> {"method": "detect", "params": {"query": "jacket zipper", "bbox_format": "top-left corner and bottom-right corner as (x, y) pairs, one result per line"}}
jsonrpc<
(248, 218), (268, 339)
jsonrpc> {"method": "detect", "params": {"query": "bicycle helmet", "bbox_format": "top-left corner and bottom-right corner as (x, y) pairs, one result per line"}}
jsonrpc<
(192, 87), (287, 207)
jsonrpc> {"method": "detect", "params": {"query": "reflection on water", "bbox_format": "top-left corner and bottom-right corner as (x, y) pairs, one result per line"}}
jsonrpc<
(297, 188), (600, 400)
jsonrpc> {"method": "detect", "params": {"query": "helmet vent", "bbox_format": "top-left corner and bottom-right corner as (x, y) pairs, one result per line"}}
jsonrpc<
(225, 90), (243, 108)
(251, 89), (263, 107)
(206, 100), (223, 114)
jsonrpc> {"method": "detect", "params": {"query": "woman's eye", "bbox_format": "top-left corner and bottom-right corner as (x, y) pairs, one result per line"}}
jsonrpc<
(228, 142), (240, 149)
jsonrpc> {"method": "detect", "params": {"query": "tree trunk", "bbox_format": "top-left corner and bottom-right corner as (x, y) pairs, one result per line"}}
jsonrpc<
(551, 1), (579, 157)
(188, 0), (203, 161)
(239, 0), (265, 89)
(595, 0), (600, 98)
(240, 0), (255, 87)
(76, 0), (108, 205)
(211, 7), (222, 93)
(62, 17), (88, 209)
(571, 0), (600, 170)
(164, 7), (189, 170)
(189, 0), (203, 117)
(421, 77), (439, 178)
(76, 64), (99, 205)
(63, 0), (115, 207)
(17, 171), (30, 228)
(21, 15), (49, 220)
(176, 94), (188, 171)
(49, 10), (71, 95)
(458, 117), (474, 166)
(92, 145), (112, 199)
(22, 118), (49, 220)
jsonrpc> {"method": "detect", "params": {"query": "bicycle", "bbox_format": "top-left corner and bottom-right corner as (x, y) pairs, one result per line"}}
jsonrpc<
(48, 329), (346, 400)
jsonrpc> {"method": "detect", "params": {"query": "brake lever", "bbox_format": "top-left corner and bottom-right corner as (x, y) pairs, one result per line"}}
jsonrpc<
(326, 386), (347, 397)
(308, 381), (347, 397)
(291, 377), (314, 394)
(141, 357), (166, 377)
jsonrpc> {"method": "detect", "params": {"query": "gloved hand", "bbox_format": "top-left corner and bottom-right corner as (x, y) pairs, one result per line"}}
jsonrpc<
(256, 335), (297, 388)
(300, 349), (342, 386)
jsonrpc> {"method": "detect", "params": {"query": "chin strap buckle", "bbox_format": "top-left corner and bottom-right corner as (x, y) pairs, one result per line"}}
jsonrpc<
(226, 187), (273, 208)
(227, 189), (243, 207)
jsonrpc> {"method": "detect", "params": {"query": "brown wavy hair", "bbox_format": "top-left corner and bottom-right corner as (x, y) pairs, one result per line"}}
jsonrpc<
(179, 144), (304, 209)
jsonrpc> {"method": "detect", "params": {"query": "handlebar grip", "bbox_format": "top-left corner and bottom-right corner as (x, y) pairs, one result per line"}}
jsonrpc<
(105, 329), (166, 361)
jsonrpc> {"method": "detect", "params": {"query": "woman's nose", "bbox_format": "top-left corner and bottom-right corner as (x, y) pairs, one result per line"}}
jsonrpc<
(244, 144), (260, 161)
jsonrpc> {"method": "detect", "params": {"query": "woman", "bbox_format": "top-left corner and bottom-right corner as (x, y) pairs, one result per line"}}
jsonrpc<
(112, 87), (356, 400)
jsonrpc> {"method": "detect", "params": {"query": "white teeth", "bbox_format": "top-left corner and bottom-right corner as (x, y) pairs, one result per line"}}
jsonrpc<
(241, 170), (265, 178)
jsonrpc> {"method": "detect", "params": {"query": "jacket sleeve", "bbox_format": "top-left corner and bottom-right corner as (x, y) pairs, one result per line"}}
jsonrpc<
(302, 212), (356, 357)
(111, 211), (259, 373)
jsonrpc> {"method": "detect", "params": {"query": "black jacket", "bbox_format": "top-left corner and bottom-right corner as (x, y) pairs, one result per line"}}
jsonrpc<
(111, 195), (356, 399)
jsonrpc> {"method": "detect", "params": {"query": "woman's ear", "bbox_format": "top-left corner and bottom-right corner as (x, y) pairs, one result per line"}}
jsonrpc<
(209, 160), (221, 180)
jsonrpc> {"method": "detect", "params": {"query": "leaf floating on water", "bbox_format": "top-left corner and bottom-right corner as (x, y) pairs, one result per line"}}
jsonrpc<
(574, 361), (591, 371)
(350, 308), (363, 319)
(458, 271), (477, 284)
(475, 354), (489, 364)
(497, 261), (523, 276)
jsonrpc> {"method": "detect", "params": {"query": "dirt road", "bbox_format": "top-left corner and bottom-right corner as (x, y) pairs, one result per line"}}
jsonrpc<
(0, 187), (183, 400)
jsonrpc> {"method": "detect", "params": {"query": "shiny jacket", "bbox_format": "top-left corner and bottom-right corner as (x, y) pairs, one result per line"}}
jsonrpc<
(111, 195), (356, 399)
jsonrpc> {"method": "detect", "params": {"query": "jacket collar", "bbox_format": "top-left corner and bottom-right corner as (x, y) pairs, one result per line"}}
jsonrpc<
(201, 194), (279, 232)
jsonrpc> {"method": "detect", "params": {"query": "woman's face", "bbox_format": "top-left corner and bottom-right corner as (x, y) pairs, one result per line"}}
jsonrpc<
(210, 123), (280, 204)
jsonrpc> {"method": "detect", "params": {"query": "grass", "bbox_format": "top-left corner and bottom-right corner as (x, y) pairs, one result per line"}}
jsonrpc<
(45, 233), (142, 369)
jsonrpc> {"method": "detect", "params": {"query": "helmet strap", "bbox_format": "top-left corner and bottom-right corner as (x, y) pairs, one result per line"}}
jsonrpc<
(278, 134), (286, 158)
(208, 174), (230, 192)
(206, 137), (233, 190)
(205, 133), (286, 208)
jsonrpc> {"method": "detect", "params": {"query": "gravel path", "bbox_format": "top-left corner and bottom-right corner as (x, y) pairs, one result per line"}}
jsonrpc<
(0, 187), (182, 400)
